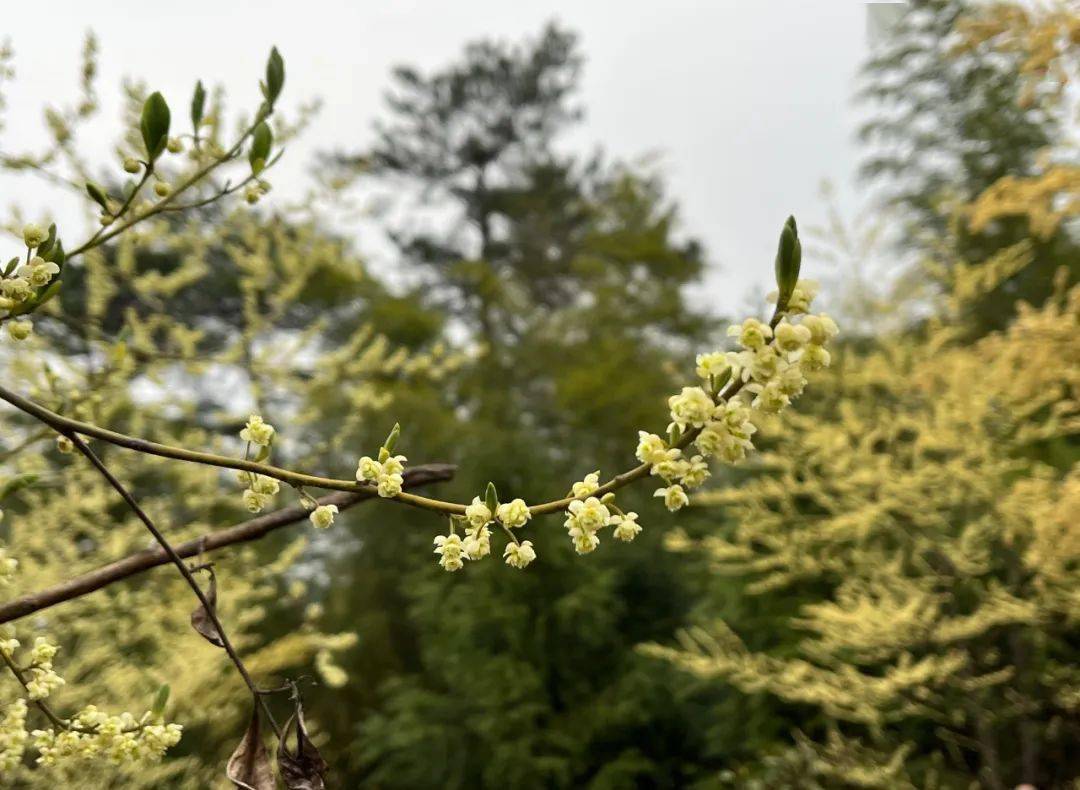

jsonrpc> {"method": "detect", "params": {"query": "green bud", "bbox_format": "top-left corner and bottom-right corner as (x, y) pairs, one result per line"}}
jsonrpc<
(191, 80), (206, 132)
(140, 91), (171, 161)
(86, 182), (111, 212)
(485, 482), (499, 514)
(265, 47), (285, 105)
(774, 215), (801, 307)
(383, 422), (400, 454)
(151, 684), (170, 717)
(248, 122), (273, 176)
(123, 157), (141, 174)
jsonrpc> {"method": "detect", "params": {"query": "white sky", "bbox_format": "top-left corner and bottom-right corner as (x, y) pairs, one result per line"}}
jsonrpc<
(2, 0), (893, 315)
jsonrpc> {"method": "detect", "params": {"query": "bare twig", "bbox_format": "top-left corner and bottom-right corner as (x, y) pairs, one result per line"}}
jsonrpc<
(0, 464), (455, 625)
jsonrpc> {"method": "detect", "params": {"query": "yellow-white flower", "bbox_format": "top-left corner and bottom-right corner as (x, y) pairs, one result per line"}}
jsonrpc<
(22, 223), (46, 248)
(0, 278), (32, 303)
(746, 380), (790, 414)
(433, 533), (465, 572)
(565, 496), (611, 533)
(309, 504), (338, 529)
(695, 351), (730, 382)
(611, 512), (642, 542)
(465, 496), (492, 529)
(773, 320), (812, 355)
(655, 484), (689, 512)
(242, 489), (271, 513)
(668, 386), (715, 429)
(463, 525), (491, 560)
(18, 256), (59, 288)
(6, 320), (33, 342)
(727, 318), (772, 350)
(382, 454), (407, 476)
(503, 540), (537, 569)
(356, 456), (383, 482)
(680, 455), (711, 489)
(239, 415), (275, 446)
(635, 432), (668, 465)
(376, 473), (404, 498)
(801, 313), (839, 345)
(572, 472), (600, 498)
(496, 498), (531, 529)
(650, 448), (687, 483)
(568, 526), (600, 554)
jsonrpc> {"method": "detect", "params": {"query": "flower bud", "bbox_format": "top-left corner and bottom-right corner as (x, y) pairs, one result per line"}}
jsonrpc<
(154, 181), (171, 198)
(166, 137), (183, 154)
(774, 215), (801, 308)
(123, 157), (141, 174)
(7, 320), (33, 341)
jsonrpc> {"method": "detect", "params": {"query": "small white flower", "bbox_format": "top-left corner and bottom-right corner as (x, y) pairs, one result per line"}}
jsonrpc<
(568, 526), (600, 554)
(239, 415), (275, 447)
(464, 496), (492, 529)
(801, 343), (831, 371)
(249, 475), (279, 496)
(680, 455), (711, 490)
(6, 320), (32, 342)
(746, 380), (790, 413)
(496, 498), (531, 529)
(655, 484), (689, 512)
(356, 456), (383, 482)
(463, 525), (491, 560)
(18, 256), (60, 288)
(376, 473), (404, 498)
(242, 489), (271, 513)
(309, 504), (338, 529)
(382, 454), (407, 476)
(801, 313), (839, 346)
(433, 533), (465, 572)
(565, 496), (611, 533)
(611, 512), (642, 542)
(668, 386), (715, 429)
(22, 223), (46, 248)
(635, 432), (668, 465)
(695, 351), (730, 382)
(649, 448), (687, 482)
(774, 320), (812, 355)
(571, 472), (600, 498)
(503, 540), (537, 569)
(727, 318), (772, 351)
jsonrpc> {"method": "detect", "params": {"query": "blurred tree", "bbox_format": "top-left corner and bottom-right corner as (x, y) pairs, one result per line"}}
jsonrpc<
(857, 0), (1078, 333)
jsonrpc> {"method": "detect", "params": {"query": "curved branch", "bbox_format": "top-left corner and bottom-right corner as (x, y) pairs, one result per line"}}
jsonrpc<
(0, 464), (455, 625)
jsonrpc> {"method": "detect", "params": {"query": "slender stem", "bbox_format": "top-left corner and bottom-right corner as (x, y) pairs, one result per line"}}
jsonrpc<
(63, 432), (283, 739)
(0, 649), (70, 730)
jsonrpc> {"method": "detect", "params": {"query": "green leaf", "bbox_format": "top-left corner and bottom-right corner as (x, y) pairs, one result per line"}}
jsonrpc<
(151, 684), (170, 717)
(45, 239), (65, 266)
(140, 91), (171, 160)
(190, 80), (206, 131)
(86, 182), (110, 211)
(265, 47), (285, 105)
(485, 482), (498, 514)
(36, 223), (57, 258)
(774, 214), (801, 306)
(3, 257), (19, 277)
(248, 123), (273, 176)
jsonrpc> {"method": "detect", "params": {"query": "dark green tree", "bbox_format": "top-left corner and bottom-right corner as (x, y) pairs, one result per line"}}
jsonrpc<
(313, 24), (733, 788)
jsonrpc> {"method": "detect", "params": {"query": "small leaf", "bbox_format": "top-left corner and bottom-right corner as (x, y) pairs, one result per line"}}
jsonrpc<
(140, 91), (171, 160)
(227, 705), (275, 790)
(190, 568), (224, 647)
(151, 684), (170, 717)
(36, 223), (57, 258)
(44, 239), (65, 266)
(86, 182), (110, 212)
(191, 80), (206, 131)
(248, 122), (273, 176)
(485, 482), (498, 514)
(265, 47), (285, 105)
(3, 257), (19, 277)
(278, 695), (328, 790)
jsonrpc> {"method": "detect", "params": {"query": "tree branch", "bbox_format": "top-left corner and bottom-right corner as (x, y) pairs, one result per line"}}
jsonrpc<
(0, 464), (455, 625)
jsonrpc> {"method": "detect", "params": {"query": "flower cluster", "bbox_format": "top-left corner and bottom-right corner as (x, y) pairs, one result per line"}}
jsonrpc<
(1, 224), (63, 342)
(32, 707), (182, 766)
(636, 280), (838, 512)
(0, 698), (28, 772)
(236, 415), (279, 513)
(560, 469), (644, 555)
(356, 423), (406, 498)
(432, 488), (535, 571)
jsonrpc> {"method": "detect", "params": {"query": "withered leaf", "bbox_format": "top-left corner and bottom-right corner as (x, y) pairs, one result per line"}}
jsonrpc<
(190, 568), (224, 647)
(277, 696), (328, 790)
(226, 704), (275, 790)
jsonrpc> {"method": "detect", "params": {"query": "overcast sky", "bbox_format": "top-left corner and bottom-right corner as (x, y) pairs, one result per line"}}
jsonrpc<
(2, 1), (894, 314)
